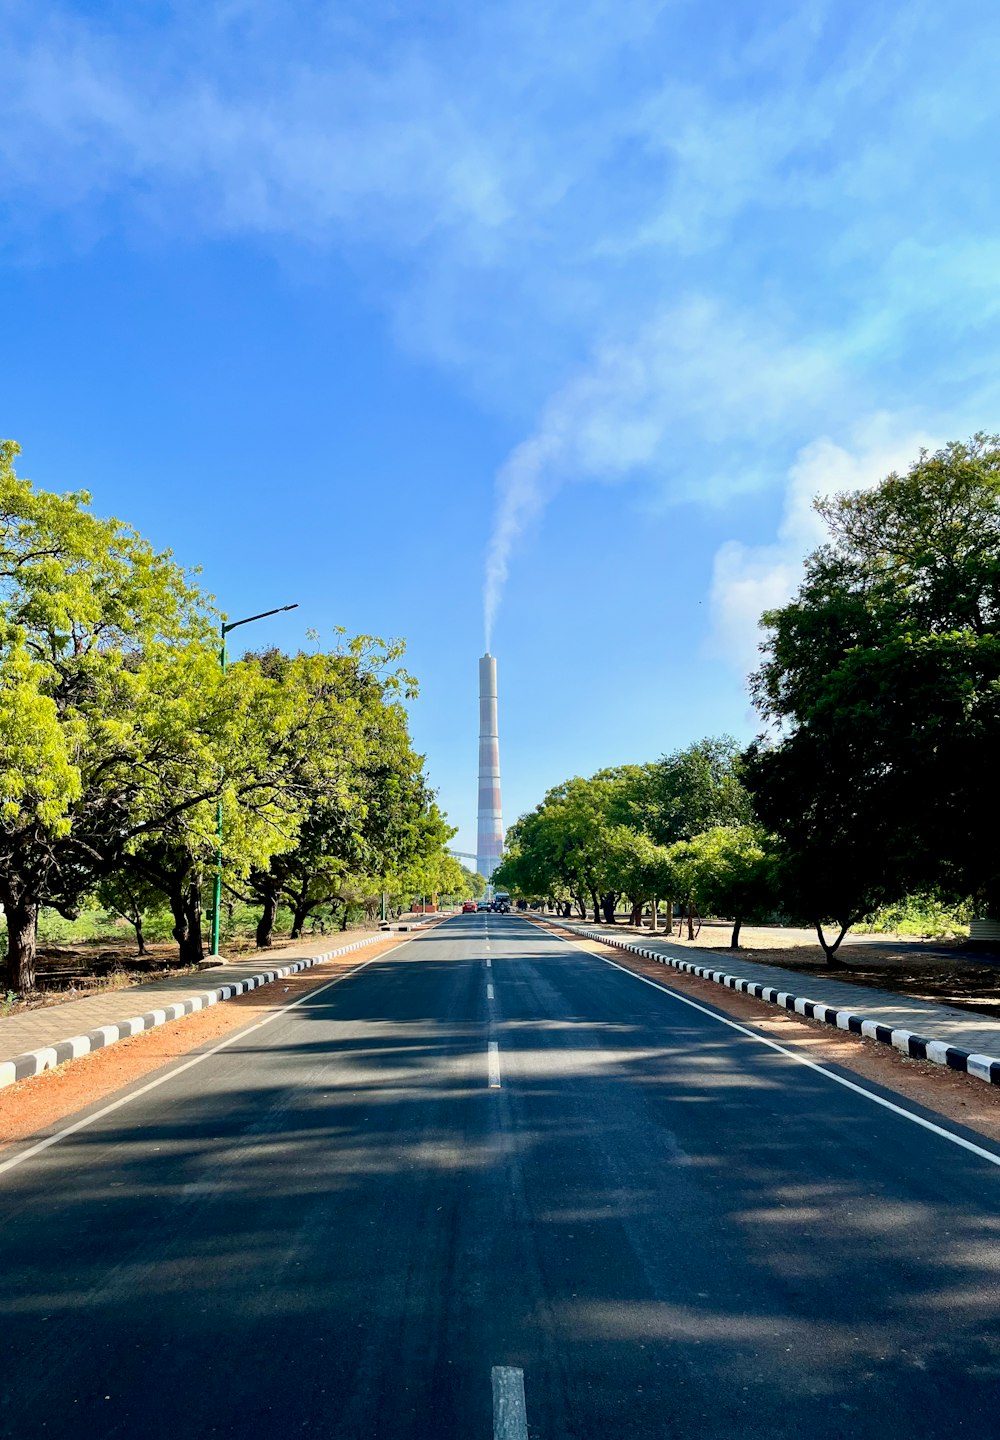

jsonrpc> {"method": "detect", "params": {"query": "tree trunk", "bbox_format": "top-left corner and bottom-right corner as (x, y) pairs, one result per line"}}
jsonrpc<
(256, 885), (279, 949)
(182, 881), (205, 962)
(687, 901), (695, 940)
(291, 900), (311, 939)
(3, 897), (39, 991)
(340, 906), (349, 932)
(816, 921), (850, 966)
(169, 881), (205, 963)
(116, 881), (147, 956)
(730, 917), (742, 950)
(664, 899), (673, 936)
(169, 887), (189, 955)
(601, 893), (617, 924)
(629, 900), (642, 927)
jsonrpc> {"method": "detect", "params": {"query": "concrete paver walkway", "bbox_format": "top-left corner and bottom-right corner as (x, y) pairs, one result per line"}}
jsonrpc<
(0, 921), (438, 1075)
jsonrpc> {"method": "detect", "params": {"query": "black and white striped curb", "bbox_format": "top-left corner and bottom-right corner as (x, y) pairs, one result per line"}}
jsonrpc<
(530, 916), (1000, 1087)
(0, 929), (411, 1091)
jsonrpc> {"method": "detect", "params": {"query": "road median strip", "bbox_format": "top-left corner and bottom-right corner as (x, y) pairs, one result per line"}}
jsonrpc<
(527, 915), (1000, 1088)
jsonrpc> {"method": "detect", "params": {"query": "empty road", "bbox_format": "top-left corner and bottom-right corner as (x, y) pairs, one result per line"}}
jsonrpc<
(2, 913), (999, 1438)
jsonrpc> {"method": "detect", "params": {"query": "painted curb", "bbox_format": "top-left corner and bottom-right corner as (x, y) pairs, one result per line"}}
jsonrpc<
(0, 926), (432, 1092)
(528, 916), (1000, 1088)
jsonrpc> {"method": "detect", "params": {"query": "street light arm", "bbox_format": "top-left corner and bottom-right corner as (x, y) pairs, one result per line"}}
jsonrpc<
(223, 603), (299, 635)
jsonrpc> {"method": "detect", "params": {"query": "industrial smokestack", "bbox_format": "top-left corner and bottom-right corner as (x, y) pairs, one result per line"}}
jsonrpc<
(476, 653), (503, 880)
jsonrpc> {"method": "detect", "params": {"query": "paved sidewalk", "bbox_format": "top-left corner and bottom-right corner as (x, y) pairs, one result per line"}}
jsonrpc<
(0, 920), (438, 1087)
(531, 915), (1000, 1083)
(0, 936), (334, 1063)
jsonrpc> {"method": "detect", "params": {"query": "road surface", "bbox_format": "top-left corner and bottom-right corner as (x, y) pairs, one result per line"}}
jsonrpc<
(2, 914), (998, 1438)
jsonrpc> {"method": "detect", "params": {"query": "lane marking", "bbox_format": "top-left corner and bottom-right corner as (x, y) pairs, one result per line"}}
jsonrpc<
(492, 1366), (528, 1440)
(488, 1041), (502, 1089)
(487, 983), (495, 1000)
(585, 951), (1000, 1170)
(485, 957), (492, 968)
(535, 924), (1000, 1172)
(0, 942), (411, 1180)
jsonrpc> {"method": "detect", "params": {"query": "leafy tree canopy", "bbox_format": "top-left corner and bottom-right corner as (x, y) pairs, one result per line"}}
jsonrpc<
(748, 433), (1000, 948)
(0, 441), (221, 985)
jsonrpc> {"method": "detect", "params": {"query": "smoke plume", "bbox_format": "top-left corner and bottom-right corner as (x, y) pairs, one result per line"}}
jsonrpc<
(481, 299), (840, 646)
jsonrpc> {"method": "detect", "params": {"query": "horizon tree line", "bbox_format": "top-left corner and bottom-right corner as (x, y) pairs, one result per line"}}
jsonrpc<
(494, 435), (1000, 964)
(0, 441), (473, 991)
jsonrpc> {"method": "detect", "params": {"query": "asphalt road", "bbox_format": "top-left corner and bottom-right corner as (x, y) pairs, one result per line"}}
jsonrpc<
(2, 914), (999, 1439)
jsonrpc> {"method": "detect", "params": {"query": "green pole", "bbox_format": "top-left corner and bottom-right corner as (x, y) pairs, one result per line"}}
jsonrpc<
(207, 602), (298, 960)
(210, 620), (227, 957)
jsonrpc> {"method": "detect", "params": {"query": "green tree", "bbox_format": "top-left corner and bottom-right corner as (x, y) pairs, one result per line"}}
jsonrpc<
(427, 857), (480, 905)
(239, 643), (436, 946)
(666, 826), (777, 949)
(749, 434), (1000, 954)
(744, 734), (901, 963)
(493, 789), (586, 914)
(0, 441), (220, 988)
(96, 869), (169, 957)
(122, 643), (346, 961)
(519, 776), (620, 920)
(495, 757), (747, 927)
(601, 826), (675, 927)
(642, 738), (754, 846)
(461, 865), (487, 899)
(617, 740), (755, 933)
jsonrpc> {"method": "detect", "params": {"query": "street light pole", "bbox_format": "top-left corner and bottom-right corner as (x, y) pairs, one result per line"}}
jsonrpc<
(209, 602), (298, 959)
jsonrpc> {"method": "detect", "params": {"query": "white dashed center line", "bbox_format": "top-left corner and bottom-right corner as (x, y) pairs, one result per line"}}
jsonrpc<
(492, 1366), (528, 1440)
(488, 1041), (501, 1089)
(487, 983), (495, 1000)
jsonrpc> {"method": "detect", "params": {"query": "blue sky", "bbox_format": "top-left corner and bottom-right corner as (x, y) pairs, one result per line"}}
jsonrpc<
(3, 0), (999, 858)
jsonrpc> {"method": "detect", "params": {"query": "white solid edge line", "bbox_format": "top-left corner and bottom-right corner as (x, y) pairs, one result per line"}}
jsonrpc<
(492, 1366), (528, 1440)
(488, 1040), (502, 1089)
(551, 930), (1000, 1171)
(0, 940), (412, 1180)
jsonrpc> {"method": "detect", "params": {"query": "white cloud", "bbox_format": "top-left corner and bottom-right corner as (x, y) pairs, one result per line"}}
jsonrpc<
(707, 416), (940, 675)
(0, 38), (514, 246)
(483, 297), (844, 643)
(4, 0), (1000, 658)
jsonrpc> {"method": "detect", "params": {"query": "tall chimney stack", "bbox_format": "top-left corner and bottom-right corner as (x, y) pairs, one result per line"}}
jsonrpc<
(476, 653), (503, 879)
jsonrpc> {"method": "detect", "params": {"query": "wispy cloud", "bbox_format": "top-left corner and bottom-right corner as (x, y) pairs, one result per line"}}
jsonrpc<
(484, 297), (845, 643)
(3, 0), (1000, 652)
(707, 415), (940, 676)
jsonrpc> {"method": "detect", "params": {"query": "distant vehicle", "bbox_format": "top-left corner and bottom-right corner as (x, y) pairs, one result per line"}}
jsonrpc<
(461, 900), (477, 913)
(493, 891), (511, 913)
(476, 899), (490, 911)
